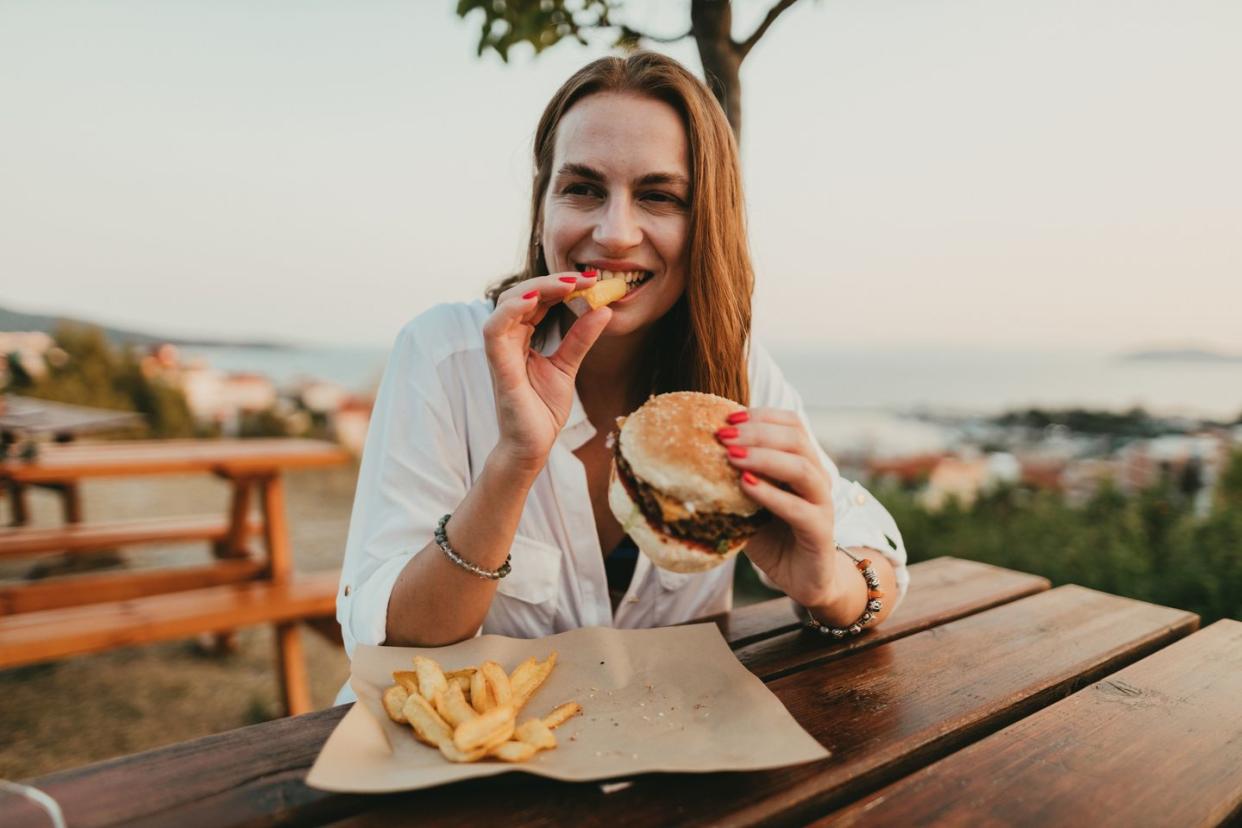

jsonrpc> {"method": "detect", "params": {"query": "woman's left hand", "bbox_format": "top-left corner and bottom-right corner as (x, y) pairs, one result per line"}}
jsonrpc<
(716, 408), (839, 609)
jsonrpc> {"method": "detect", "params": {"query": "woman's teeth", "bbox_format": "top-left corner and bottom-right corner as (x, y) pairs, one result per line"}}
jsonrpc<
(574, 265), (654, 293)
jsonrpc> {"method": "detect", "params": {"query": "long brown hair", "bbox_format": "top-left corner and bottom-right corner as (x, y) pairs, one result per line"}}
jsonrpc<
(486, 51), (753, 405)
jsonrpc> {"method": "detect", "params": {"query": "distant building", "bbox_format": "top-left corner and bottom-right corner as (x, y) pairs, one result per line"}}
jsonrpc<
(180, 365), (277, 434)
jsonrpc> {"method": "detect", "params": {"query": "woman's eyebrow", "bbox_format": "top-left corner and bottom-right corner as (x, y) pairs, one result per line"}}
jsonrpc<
(557, 162), (688, 188)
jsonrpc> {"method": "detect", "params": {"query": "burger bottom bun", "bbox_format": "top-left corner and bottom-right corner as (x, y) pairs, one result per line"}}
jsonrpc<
(607, 466), (748, 574)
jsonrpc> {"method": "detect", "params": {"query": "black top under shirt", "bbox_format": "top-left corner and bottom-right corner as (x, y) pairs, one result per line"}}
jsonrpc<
(605, 536), (640, 610)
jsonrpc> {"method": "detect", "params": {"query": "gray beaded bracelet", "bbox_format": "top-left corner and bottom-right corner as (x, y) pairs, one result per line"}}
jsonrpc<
(434, 513), (511, 580)
(803, 544), (884, 638)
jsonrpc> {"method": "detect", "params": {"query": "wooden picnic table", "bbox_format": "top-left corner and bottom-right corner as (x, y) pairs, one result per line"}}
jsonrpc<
(6, 556), (1240, 828)
(0, 438), (352, 715)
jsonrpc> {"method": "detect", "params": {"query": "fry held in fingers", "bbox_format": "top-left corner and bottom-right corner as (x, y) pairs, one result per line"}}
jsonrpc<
(379, 651), (577, 764)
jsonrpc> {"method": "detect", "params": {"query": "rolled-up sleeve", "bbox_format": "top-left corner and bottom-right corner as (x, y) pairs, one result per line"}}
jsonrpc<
(747, 341), (910, 613)
(336, 313), (471, 657)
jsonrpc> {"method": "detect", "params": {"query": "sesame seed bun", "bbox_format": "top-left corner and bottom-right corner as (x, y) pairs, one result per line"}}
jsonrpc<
(617, 391), (761, 518)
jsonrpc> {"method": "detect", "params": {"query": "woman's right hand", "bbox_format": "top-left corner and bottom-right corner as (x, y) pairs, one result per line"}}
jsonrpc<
(484, 271), (612, 473)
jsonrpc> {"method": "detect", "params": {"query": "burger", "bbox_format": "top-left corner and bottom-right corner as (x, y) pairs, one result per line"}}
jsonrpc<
(607, 391), (769, 573)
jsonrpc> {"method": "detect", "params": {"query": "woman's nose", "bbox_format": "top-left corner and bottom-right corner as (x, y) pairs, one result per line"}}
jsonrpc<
(592, 197), (642, 250)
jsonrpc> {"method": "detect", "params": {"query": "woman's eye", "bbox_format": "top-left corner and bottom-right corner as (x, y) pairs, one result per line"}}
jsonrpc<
(642, 191), (684, 207)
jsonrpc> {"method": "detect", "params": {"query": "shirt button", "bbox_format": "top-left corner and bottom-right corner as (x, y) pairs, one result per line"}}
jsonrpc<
(855, 493), (867, 505)
(343, 584), (351, 597)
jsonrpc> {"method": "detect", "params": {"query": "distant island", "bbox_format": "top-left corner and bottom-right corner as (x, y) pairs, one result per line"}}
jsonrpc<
(1120, 347), (1242, 364)
(0, 303), (287, 350)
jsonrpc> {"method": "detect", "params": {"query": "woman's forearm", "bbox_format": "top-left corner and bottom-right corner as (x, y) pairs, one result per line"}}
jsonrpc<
(384, 446), (542, 646)
(805, 547), (898, 629)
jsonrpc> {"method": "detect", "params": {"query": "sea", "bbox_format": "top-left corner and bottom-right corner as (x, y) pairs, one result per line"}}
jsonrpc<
(183, 344), (1242, 457)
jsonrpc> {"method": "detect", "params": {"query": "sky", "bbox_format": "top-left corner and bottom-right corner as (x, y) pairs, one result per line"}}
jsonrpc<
(2, 0), (1239, 352)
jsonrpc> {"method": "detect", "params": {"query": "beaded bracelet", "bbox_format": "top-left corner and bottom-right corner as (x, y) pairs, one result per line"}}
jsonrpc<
(803, 544), (884, 638)
(434, 513), (512, 580)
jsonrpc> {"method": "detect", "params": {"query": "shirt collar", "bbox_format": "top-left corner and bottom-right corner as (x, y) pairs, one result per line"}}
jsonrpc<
(540, 317), (596, 450)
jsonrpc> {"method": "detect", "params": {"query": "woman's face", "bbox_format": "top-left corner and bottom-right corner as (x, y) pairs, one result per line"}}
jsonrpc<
(541, 92), (690, 336)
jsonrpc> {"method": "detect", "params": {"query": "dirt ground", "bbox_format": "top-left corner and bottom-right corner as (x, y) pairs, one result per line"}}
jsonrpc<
(1, 462), (779, 780)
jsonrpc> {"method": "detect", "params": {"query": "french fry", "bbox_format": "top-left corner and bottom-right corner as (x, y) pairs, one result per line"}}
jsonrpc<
(382, 684), (409, 724)
(454, 704), (515, 752)
(512, 651), (557, 709)
(402, 693), (453, 748)
(507, 657), (538, 699)
(470, 665), (493, 714)
(392, 670), (420, 696)
(445, 667), (477, 683)
(412, 655), (448, 702)
(448, 673), (472, 702)
(564, 278), (627, 314)
(515, 718), (557, 751)
(433, 682), (478, 729)
(438, 739), (487, 763)
(480, 661), (512, 706)
(490, 740), (538, 763)
(542, 701), (583, 730)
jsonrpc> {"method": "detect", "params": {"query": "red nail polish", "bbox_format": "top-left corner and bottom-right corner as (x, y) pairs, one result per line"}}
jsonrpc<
(522, 290), (539, 300)
(559, 276), (577, 284)
(727, 445), (748, 459)
(742, 471), (759, 486)
(726, 411), (750, 425)
(582, 268), (598, 277)
(716, 426), (739, 439)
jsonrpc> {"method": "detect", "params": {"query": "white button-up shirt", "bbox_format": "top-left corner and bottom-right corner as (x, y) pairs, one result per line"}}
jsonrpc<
(337, 300), (910, 664)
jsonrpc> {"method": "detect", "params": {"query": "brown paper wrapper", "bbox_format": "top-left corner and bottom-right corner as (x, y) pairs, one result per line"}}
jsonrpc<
(307, 623), (828, 792)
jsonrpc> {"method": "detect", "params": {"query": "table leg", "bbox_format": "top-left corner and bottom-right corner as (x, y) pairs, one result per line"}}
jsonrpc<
(276, 622), (312, 716)
(218, 477), (254, 560)
(262, 475), (308, 715)
(6, 480), (29, 526)
(260, 475), (293, 582)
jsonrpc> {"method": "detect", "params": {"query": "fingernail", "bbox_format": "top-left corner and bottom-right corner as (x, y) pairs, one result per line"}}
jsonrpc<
(726, 411), (750, 425)
(727, 445), (748, 459)
(522, 290), (539, 300)
(582, 268), (598, 277)
(716, 426), (739, 440)
(558, 276), (578, 284)
(742, 471), (759, 486)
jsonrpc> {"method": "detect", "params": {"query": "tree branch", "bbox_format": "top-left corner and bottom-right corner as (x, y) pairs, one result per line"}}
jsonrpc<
(618, 24), (693, 44)
(738, 0), (802, 59)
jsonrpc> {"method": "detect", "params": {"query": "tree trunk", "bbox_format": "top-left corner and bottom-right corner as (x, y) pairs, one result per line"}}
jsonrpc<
(691, 0), (743, 146)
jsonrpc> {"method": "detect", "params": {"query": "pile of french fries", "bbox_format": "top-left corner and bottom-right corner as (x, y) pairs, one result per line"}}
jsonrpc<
(380, 651), (581, 763)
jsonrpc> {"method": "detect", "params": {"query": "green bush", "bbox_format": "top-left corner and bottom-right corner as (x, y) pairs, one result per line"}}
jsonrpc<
(878, 450), (1242, 624)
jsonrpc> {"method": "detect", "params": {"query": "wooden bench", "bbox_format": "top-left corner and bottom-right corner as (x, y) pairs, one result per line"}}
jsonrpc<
(0, 514), (264, 558)
(0, 571), (341, 668)
(0, 438), (351, 716)
(12, 557), (1232, 828)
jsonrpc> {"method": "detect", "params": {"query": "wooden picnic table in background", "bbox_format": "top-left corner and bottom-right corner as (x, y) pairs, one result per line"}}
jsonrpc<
(7, 556), (1239, 828)
(0, 437), (352, 716)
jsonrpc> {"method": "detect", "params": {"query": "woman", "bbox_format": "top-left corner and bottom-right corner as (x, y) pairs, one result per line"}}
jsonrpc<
(336, 52), (909, 685)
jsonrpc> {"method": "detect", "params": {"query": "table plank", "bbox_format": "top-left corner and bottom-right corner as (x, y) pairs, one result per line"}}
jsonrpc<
(821, 619), (1242, 828)
(0, 439), (351, 482)
(338, 586), (1197, 828)
(737, 556), (1049, 680)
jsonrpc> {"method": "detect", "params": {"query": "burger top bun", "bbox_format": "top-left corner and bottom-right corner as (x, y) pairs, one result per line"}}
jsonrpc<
(607, 465), (748, 573)
(618, 391), (762, 518)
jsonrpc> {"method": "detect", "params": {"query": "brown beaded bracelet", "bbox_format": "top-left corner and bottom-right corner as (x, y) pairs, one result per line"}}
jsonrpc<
(803, 545), (885, 638)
